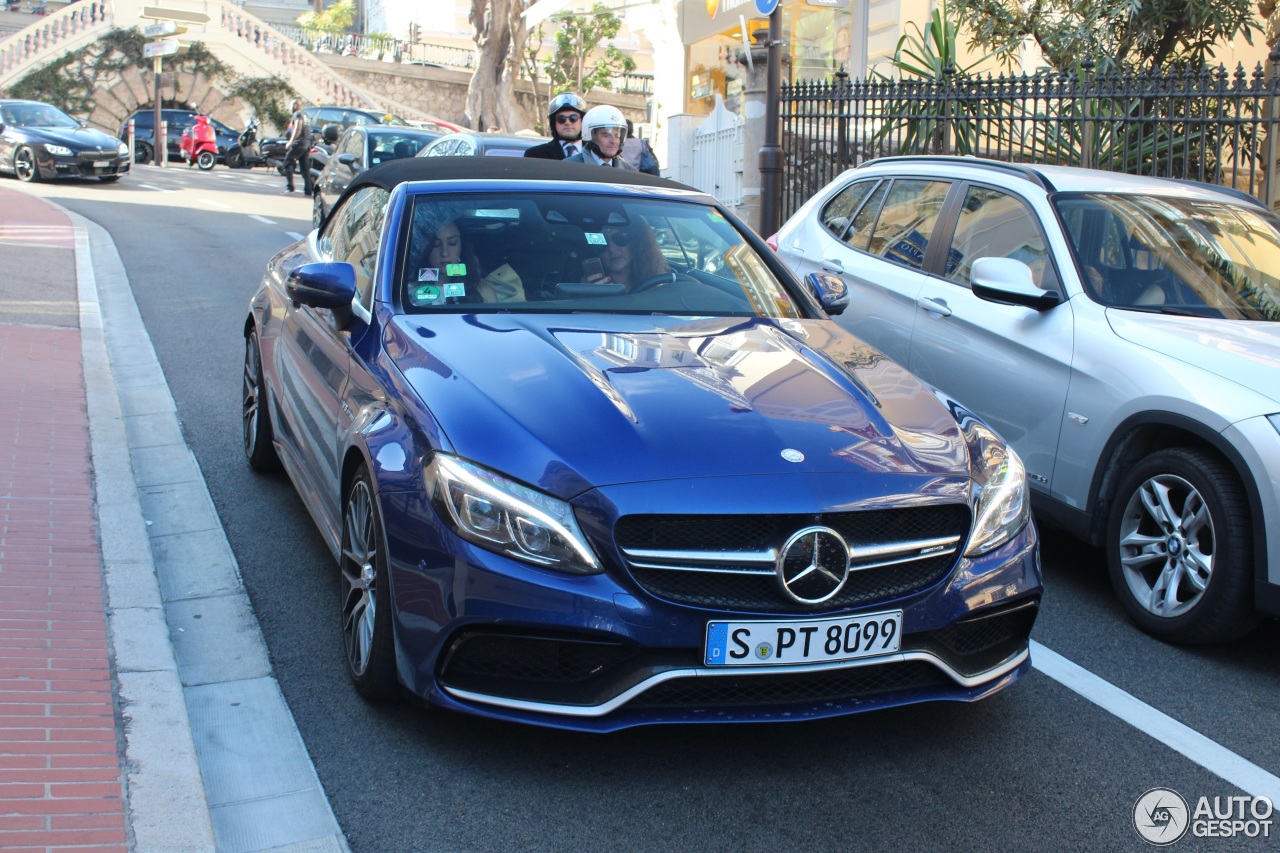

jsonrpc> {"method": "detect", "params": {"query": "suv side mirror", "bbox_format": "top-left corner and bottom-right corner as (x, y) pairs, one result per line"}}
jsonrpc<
(970, 257), (1061, 311)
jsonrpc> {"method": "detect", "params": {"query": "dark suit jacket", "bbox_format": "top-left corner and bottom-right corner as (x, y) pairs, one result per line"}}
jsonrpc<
(524, 139), (573, 160)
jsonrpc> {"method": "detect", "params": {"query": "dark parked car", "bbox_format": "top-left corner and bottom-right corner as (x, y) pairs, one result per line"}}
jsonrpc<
(1, 99), (130, 182)
(416, 130), (547, 158)
(241, 157), (1042, 731)
(312, 125), (442, 228)
(296, 105), (408, 146)
(118, 109), (239, 165)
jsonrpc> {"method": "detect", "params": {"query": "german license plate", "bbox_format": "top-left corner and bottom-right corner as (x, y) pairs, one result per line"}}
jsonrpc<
(94, 161), (110, 169)
(705, 610), (902, 666)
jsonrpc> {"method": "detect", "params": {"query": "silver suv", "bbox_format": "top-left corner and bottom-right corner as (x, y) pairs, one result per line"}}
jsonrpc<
(774, 156), (1280, 643)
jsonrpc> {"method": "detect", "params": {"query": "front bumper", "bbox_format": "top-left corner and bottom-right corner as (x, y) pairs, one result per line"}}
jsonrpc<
(381, 486), (1042, 732)
(40, 150), (130, 180)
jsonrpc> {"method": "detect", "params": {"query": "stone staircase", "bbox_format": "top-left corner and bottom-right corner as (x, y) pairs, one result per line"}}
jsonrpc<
(0, 0), (441, 124)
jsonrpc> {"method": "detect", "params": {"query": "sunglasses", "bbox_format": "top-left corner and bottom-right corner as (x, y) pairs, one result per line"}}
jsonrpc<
(605, 230), (632, 248)
(556, 114), (582, 125)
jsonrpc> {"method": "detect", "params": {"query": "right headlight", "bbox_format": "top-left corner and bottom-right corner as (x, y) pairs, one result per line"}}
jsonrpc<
(963, 421), (1030, 557)
(425, 454), (601, 574)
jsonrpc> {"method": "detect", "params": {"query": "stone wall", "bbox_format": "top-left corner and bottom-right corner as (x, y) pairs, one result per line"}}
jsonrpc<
(315, 53), (649, 132)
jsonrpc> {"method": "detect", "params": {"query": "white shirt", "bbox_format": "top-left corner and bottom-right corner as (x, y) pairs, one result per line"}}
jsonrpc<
(562, 142), (579, 158)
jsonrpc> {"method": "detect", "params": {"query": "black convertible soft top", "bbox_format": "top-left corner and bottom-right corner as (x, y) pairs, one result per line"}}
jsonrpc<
(338, 155), (697, 204)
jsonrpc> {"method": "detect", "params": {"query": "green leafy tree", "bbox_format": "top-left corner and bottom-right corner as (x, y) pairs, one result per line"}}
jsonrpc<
(297, 0), (356, 40)
(539, 3), (636, 95)
(951, 0), (1261, 73)
(467, 0), (532, 132)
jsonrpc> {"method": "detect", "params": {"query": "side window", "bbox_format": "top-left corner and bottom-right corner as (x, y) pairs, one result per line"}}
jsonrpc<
(317, 187), (390, 310)
(946, 185), (1053, 288)
(866, 179), (952, 270)
(426, 139), (455, 156)
(820, 180), (879, 241)
(845, 181), (890, 251)
(341, 130), (364, 163)
(457, 139), (475, 156)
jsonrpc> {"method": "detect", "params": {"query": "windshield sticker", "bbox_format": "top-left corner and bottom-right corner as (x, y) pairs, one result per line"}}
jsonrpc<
(411, 284), (442, 306)
(708, 212), (727, 223)
(445, 262), (467, 277)
(444, 282), (466, 299)
(585, 232), (608, 245)
(417, 268), (439, 282)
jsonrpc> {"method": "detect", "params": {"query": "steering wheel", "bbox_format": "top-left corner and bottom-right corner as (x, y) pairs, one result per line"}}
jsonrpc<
(629, 271), (678, 293)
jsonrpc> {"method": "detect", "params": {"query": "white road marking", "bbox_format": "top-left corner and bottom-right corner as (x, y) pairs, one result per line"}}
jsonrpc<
(249, 215), (277, 225)
(1031, 640), (1280, 801)
(201, 198), (232, 209)
(137, 184), (174, 193)
(285, 231), (305, 241)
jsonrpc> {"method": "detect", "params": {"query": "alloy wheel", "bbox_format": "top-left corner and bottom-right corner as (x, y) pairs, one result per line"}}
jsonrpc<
(14, 147), (38, 182)
(341, 478), (380, 678)
(1116, 472), (1214, 620)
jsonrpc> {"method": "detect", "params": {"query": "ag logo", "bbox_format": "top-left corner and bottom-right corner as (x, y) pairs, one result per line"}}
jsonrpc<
(1133, 788), (1189, 845)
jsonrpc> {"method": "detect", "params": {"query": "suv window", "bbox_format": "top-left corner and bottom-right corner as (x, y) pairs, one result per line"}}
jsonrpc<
(945, 185), (1053, 288)
(865, 179), (952, 270)
(821, 180), (879, 241)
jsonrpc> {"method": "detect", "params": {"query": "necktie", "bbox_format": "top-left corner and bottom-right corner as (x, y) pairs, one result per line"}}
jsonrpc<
(563, 143), (577, 157)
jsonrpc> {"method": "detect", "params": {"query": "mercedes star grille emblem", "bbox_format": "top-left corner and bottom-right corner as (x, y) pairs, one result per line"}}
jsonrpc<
(776, 526), (850, 604)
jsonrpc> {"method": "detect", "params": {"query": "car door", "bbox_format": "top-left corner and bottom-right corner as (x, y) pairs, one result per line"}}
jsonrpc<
(825, 177), (953, 366)
(905, 183), (1073, 492)
(274, 190), (382, 522)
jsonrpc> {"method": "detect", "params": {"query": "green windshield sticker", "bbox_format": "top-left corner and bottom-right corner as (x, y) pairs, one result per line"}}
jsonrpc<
(446, 262), (467, 277)
(411, 285), (441, 305)
(586, 232), (607, 245)
(444, 282), (466, 299)
(708, 212), (727, 224)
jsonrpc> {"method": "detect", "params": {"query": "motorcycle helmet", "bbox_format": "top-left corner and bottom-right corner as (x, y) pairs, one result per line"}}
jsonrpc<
(547, 92), (586, 141)
(581, 105), (627, 157)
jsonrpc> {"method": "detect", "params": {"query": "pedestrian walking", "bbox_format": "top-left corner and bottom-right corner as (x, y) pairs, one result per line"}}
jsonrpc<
(281, 99), (313, 196)
(622, 119), (661, 176)
(524, 92), (587, 160)
(564, 105), (635, 170)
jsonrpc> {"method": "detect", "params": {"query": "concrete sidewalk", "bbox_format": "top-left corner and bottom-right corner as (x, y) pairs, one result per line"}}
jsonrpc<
(0, 185), (347, 852)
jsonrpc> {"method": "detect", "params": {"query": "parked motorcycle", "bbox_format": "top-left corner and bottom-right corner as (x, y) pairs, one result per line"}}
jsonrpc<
(178, 115), (219, 170)
(225, 117), (289, 172)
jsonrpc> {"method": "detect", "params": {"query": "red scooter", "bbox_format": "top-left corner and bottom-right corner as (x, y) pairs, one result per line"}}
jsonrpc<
(179, 115), (219, 170)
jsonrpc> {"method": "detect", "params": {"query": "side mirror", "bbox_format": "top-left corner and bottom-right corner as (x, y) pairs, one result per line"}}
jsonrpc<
(286, 262), (357, 322)
(337, 152), (357, 167)
(970, 257), (1062, 311)
(804, 271), (850, 316)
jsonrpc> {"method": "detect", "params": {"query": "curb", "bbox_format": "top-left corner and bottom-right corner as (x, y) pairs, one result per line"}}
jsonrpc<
(59, 200), (350, 853)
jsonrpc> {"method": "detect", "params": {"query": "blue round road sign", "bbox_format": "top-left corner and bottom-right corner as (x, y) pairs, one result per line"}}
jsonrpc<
(755, 0), (780, 15)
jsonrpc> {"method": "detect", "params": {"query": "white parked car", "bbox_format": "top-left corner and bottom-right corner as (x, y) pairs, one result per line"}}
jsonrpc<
(773, 155), (1280, 643)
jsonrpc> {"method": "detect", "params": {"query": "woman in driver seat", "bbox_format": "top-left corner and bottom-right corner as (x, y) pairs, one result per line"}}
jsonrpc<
(584, 221), (668, 292)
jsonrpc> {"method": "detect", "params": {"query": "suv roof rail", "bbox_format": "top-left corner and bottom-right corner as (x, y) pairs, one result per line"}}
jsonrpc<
(860, 155), (1056, 191)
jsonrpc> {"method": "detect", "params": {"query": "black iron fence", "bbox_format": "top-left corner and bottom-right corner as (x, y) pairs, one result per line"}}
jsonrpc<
(781, 65), (1280, 220)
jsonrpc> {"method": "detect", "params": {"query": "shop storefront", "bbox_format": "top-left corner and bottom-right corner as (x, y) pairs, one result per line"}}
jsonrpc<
(677, 0), (858, 116)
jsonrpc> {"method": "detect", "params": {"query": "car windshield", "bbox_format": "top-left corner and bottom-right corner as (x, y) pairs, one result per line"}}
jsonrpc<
(1055, 192), (1280, 320)
(402, 192), (802, 318)
(2, 102), (79, 129)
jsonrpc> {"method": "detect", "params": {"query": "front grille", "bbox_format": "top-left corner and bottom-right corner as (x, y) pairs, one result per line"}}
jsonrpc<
(631, 661), (948, 708)
(616, 506), (970, 612)
(79, 150), (117, 161)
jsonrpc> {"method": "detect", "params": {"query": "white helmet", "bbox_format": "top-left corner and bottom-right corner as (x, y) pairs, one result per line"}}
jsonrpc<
(582, 105), (627, 153)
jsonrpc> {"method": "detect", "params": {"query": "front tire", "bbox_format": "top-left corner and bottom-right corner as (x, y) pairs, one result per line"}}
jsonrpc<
(312, 192), (325, 229)
(14, 146), (39, 182)
(134, 142), (153, 164)
(242, 330), (281, 472)
(197, 150), (216, 170)
(341, 466), (399, 699)
(1106, 447), (1257, 643)
(226, 148), (244, 169)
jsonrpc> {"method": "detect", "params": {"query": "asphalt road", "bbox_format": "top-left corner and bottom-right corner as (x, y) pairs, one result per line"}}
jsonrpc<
(14, 165), (1280, 852)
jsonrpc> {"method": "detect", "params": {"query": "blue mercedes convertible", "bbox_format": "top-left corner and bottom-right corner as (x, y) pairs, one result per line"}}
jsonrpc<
(242, 158), (1042, 731)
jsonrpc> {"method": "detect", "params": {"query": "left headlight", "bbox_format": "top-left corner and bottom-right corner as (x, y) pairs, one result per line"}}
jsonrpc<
(963, 421), (1030, 557)
(117, 141), (129, 155)
(426, 454), (602, 574)
(44, 144), (73, 156)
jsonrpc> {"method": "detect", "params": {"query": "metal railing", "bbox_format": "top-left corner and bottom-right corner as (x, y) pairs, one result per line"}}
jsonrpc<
(781, 64), (1280, 219)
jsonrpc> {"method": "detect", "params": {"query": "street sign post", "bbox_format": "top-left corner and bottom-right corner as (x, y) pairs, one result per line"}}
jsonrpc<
(143, 39), (183, 58)
(140, 6), (210, 24)
(754, 0), (780, 15)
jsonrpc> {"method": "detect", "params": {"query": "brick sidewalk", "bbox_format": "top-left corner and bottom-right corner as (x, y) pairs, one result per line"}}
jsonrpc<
(0, 197), (127, 850)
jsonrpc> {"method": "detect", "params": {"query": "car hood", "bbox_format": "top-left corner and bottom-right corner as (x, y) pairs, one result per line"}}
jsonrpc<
(1107, 310), (1280, 405)
(15, 125), (121, 151)
(384, 314), (971, 496)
